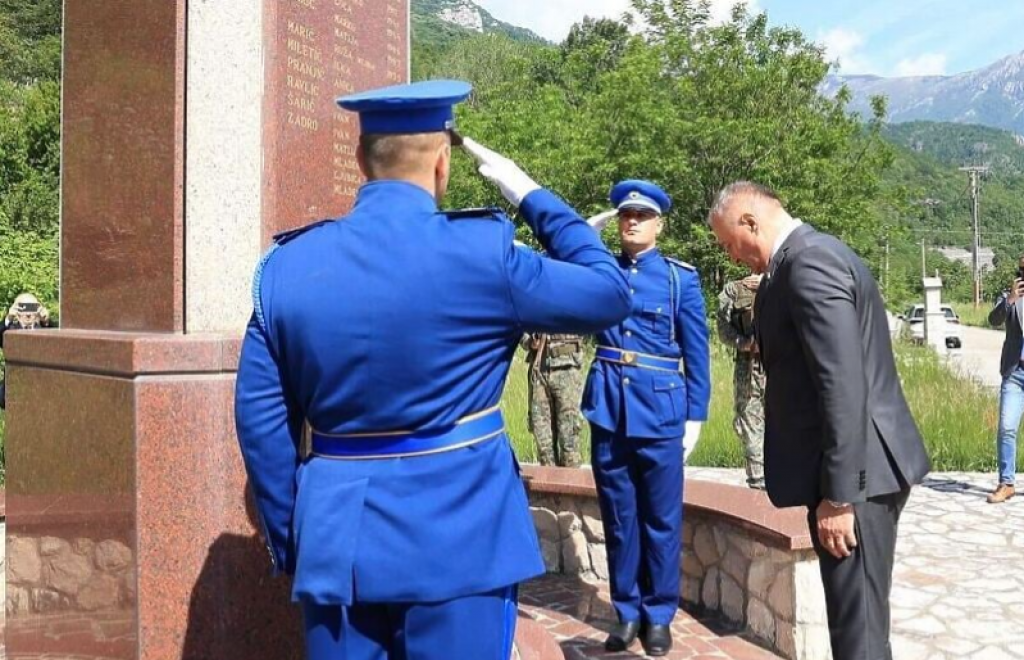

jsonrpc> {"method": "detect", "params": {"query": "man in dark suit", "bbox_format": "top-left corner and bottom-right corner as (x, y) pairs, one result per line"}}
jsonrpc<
(707, 181), (930, 660)
(986, 254), (1024, 503)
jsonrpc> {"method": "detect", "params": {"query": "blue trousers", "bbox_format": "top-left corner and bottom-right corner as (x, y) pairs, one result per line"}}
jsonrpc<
(302, 587), (517, 660)
(590, 423), (683, 625)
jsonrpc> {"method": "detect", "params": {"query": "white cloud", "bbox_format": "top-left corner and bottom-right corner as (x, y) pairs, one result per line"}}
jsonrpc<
(817, 27), (878, 75)
(893, 53), (948, 77)
(474, 0), (759, 43)
(707, 0), (760, 25)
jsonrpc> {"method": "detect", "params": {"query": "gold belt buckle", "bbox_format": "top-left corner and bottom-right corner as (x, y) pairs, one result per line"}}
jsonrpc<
(621, 350), (638, 365)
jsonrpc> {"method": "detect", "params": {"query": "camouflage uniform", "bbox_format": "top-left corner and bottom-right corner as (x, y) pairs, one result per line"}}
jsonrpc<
(716, 279), (766, 489)
(524, 333), (584, 467)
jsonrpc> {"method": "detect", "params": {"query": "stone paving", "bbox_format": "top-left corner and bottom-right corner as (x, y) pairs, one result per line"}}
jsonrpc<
(4, 469), (1024, 659)
(689, 467), (1024, 660)
(520, 575), (778, 659)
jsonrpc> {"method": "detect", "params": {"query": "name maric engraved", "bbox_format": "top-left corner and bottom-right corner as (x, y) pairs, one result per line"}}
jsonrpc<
(287, 20), (316, 41)
(293, 0), (317, 9)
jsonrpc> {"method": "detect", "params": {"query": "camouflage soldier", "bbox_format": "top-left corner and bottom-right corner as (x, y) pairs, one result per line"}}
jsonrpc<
(523, 333), (584, 467)
(716, 275), (766, 489)
(1, 293), (52, 410)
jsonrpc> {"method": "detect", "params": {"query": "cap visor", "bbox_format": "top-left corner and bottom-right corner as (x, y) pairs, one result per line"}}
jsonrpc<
(617, 200), (662, 215)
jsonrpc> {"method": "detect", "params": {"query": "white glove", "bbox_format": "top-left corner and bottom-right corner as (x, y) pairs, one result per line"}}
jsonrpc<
(461, 137), (541, 207)
(682, 421), (703, 463)
(586, 209), (618, 232)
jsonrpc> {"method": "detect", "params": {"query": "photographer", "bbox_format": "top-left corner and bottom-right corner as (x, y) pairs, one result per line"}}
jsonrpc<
(986, 254), (1024, 503)
(1, 293), (53, 410)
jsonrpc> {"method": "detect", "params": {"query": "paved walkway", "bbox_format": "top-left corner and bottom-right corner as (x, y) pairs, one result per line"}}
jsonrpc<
(5, 469), (1024, 659)
(689, 468), (1024, 659)
(520, 576), (778, 659)
(944, 324), (1005, 390)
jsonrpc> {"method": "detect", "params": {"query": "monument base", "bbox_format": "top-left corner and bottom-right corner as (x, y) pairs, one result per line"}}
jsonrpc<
(3, 330), (301, 660)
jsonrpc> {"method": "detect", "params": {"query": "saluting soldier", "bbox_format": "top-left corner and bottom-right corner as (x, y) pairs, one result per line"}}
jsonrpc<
(716, 274), (766, 489)
(234, 80), (631, 660)
(582, 181), (711, 657)
(522, 331), (585, 467)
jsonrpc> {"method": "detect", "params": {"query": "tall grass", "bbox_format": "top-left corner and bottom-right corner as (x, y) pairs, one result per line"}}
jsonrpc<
(501, 340), (1010, 473)
(0, 339), (1007, 487)
(952, 303), (994, 329)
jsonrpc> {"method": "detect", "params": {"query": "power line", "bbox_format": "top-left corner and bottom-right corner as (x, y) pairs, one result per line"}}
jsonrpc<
(959, 165), (989, 306)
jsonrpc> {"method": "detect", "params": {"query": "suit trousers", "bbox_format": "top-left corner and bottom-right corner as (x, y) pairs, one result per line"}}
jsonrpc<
(590, 422), (683, 625)
(302, 587), (517, 660)
(807, 490), (910, 660)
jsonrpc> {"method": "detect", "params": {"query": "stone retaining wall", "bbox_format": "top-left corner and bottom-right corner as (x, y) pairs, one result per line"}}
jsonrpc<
(5, 532), (135, 617)
(527, 477), (832, 660)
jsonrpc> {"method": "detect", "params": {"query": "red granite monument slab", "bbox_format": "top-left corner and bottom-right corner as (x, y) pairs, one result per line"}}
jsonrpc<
(5, 1), (410, 658)
(262, 0), (410, 242)
(60, 0), (186, 332)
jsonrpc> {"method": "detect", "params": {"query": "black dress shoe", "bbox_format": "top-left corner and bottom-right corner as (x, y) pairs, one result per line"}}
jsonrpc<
(642, 623), (672, 656)
(604, 619), (641, 652)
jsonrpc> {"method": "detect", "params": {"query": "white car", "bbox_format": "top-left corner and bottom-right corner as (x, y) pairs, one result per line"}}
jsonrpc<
(902, 304), (962, 349)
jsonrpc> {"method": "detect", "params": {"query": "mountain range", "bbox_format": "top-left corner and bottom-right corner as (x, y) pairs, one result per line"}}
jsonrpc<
(412, 0), (546, 46)
(823, 51), (1024, 135)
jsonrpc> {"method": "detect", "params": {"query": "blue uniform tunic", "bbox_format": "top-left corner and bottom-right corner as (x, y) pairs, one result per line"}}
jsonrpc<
(582, 248), (711, 437)
(581, 247), (711, 626)
(235, 181), (631, 611)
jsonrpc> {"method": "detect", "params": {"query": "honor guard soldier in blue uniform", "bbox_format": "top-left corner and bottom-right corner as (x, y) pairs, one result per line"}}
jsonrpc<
(234, 80), (632, 660)
(582, 181), (711, 656)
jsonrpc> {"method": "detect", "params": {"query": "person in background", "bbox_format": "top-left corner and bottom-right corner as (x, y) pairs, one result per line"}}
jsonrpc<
(522, 331), (585, 467)
(716, 274), (766, 489)
(985, 253), (1024, 503)
(1, 293), (52, 410)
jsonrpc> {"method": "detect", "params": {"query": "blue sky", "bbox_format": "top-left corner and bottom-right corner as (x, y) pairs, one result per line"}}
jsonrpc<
(474, 0), (1024, 77)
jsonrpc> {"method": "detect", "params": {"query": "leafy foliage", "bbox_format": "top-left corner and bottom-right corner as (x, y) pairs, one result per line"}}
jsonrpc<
(423, 0), (895, 302)
(0, 0), (61, 314)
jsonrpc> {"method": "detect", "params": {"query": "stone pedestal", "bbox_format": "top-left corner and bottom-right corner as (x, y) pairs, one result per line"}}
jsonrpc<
(4, 1), (409, 658)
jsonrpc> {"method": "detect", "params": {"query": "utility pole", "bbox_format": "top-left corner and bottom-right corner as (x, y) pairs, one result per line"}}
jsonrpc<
(960, 165), (989, 307)
(920, 238), (926, 280)
(884, 233), (890, 294)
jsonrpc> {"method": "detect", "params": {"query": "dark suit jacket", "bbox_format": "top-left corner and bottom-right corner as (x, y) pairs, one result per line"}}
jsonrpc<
(754, 224), (930, 508)
(988, 291), (1024, 378)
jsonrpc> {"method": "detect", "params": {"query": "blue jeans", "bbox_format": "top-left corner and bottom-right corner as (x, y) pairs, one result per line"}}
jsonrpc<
(997, 366), (1024, 484)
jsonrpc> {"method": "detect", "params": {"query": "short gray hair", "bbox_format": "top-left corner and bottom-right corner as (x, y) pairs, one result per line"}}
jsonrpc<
(707, 181), (781, 224)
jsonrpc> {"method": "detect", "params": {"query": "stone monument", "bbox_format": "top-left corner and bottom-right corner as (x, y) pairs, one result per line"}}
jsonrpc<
(3, 1), (409, 658)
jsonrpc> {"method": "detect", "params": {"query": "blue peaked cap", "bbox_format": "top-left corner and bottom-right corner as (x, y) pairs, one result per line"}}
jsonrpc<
(337, 80), (472, 135)
(610, 180), (672, 215)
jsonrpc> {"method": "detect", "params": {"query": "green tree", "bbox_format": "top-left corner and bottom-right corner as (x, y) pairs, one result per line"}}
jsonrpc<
(432, 0), (896, 298)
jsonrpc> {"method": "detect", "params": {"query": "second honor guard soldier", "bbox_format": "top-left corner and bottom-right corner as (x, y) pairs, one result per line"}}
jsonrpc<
(582, 181), (711, 656)
(234, 81), (631, 660)
(523, 332), (585, 467)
